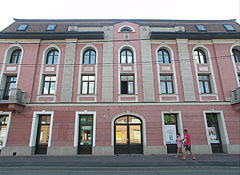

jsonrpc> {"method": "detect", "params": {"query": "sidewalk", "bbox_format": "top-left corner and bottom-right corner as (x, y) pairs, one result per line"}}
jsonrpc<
(0, 154), (239, 170)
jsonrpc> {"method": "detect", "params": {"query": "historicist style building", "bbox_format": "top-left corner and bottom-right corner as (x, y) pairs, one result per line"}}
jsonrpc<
(0, 19), (239, 156)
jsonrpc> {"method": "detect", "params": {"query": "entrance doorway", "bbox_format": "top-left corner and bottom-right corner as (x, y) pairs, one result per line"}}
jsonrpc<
(164, 114), (178, 153)
(35, 115), (51, 155)
(206, 113), (223, 153)
(78, 115), (93, 154)
(114, 116), (143, 154)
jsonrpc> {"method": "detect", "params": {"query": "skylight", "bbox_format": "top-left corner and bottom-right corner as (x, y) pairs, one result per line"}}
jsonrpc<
(224, 24), (236, 31)
(196, 25), (207, 31)
(17, 24), (28, 31)
(46, 24), (56, 31)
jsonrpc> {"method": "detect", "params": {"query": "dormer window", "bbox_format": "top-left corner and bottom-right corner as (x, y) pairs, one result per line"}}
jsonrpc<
(118, 25), (135, 33)
(120, 27), (132, 33)
(196, 25), (207, 32)
(46, 24), (56, 31)
(224, 24), (235, 31)
(17, 24), (28, 31)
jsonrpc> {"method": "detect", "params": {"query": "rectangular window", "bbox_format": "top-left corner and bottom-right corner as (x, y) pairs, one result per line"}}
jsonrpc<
(199, 75), (212, 94)
(81, 75), (95, 94)
(3, 76), (17, 100)
(121, 75), (134, 94)
(42, 75), (56, 95)
(160, 75), (173, 94)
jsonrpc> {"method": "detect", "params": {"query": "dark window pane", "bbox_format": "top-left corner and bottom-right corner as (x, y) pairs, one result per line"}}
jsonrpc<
(233, 49), (240, 63)
(121, 82), (128, 94)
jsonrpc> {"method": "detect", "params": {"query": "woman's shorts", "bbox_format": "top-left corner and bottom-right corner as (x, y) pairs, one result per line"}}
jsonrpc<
(185, 145), (191, 151)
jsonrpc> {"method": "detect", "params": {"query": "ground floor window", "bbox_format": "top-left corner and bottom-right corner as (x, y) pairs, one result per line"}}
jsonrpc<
(206, 113), (223, 153)
(35, 115), (51, 155)
(78, 115), (93, 154)
(0, 115), (8, 153)
(164, 114), (178, 153)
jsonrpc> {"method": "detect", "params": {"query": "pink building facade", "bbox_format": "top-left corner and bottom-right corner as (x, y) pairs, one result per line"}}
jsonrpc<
(0, 19), (239, 156)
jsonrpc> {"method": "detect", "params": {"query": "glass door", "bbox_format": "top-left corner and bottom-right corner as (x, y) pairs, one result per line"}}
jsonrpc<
(0, 115), (8, 154)
(35, 115), (50, 155)
(164, 114), (178, 153)
(78, 115), (93, 154)
(114, 116), (142, 154)
(206, 114), (223, 153)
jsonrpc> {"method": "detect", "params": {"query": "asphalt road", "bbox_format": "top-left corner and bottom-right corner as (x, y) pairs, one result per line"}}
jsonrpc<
(0, 154), (239, 175)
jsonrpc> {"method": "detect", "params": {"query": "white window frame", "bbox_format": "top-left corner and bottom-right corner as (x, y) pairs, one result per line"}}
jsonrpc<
(203, 110), (229, 153)
(74, 111), (96, 148)
(29, 111), (54, 148)
(161, 111), (183, 146)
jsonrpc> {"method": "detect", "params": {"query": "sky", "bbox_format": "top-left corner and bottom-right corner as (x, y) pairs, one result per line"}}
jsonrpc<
(0, 0), (239, 31)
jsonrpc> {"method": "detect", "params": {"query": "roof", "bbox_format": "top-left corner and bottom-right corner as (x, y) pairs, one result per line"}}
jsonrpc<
(0, 19), (239, 40)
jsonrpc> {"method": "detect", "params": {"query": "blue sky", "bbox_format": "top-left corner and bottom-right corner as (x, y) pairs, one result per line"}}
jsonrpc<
(0, 0), (239, 31)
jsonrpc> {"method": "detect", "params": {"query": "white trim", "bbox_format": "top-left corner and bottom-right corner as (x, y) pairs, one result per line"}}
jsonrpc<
(118, 25), (136, 33)
(0, 44), (24, 91)
(29, 111), (54, 147)
(74, 111), (96, 148)
(26, 101), (232, 107)
(111, 113), (147, 147)
(161, 111), (183, 146)
(192, 44), (219, 101)
(156, 44), (179, 102)
(118, 45), (138, 102)
(0, 111), (12, 148)
(230, 44), (240, 87)
(77, 45), (98, 102)
(203, 110), (230, 153)
(37, 45), (61, 102)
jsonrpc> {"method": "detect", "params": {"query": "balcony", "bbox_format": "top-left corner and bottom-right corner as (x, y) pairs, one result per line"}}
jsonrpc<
(231, 87), (240, 110)
(0, 88), (26, 106)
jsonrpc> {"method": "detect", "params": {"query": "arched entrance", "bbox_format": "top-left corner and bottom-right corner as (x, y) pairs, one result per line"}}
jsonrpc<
(114, 115), (143, 154)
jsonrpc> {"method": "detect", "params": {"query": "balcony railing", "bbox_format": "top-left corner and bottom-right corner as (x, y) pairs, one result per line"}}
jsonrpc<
(231, 87), (240, 105)
(0, 88), (26, 105)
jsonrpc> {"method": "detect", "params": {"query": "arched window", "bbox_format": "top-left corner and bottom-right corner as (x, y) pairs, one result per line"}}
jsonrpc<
(120, 49), (133, 64)
(83, 49), (96, 64)
(232, 49), (240, 63)
(120, 27), (132, 33)
(158, 49), (171, 64)
(194, 49), (207, 64)
(46, 49), (59, 64)
(10, 49), (21, 64)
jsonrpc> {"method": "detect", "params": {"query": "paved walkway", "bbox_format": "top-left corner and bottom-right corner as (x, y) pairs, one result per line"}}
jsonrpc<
(0, 154), (239, 170)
